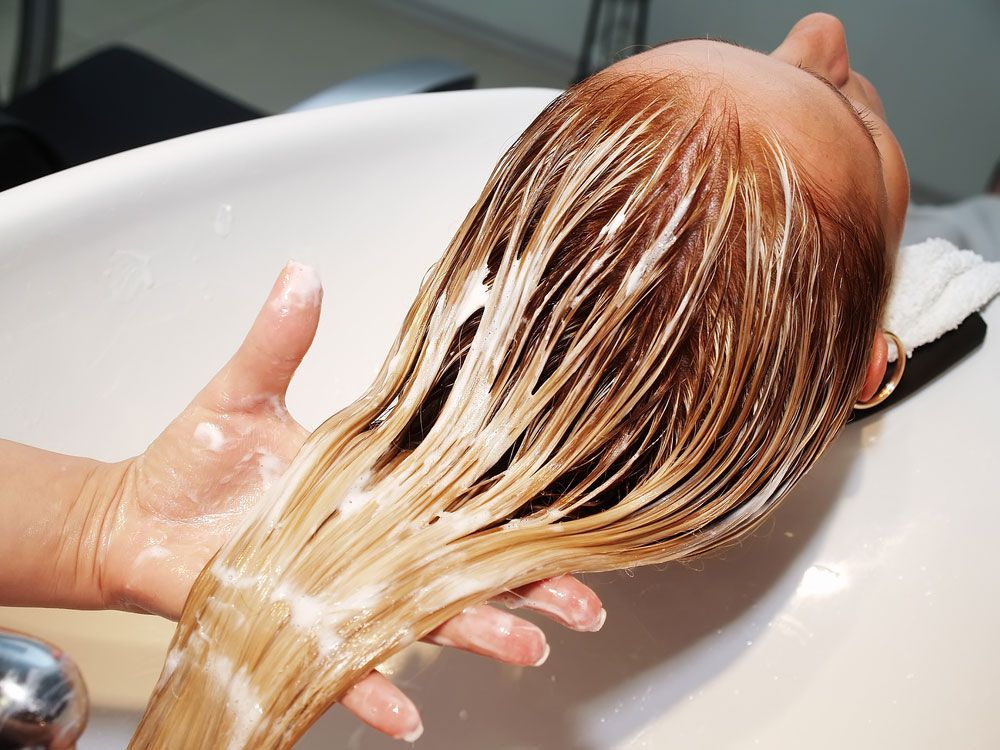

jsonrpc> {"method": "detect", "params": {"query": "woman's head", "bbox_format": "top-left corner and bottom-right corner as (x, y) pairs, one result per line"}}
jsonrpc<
(611, 13), (909, 399)
(612, 13), (909, 247)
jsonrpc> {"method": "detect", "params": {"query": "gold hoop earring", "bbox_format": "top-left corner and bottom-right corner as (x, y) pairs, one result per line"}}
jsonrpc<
(854, 331), (906, 410)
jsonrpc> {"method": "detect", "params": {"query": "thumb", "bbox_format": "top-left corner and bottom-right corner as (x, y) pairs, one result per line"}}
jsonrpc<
(203, 261), (323, 409)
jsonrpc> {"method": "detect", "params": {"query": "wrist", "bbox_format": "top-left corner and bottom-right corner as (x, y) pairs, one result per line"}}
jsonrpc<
(0, 440), (138, 611)
(58, 457), (135, 610)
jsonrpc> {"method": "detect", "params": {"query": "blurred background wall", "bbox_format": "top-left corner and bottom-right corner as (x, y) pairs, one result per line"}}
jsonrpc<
(1, 0), (997, 199)
(408, 0), (1000, 200)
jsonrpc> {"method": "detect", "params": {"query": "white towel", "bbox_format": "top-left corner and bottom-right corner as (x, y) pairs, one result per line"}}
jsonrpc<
(884, 237), (1000, 360)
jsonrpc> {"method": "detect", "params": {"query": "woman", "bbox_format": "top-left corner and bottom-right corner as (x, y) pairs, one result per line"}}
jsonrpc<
(1, 13), (908, 743)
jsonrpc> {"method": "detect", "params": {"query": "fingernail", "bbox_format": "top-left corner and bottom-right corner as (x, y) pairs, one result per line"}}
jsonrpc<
(584, 608), (607, 632)
(510, 621), (547, 660)
(271, 260), (322, 313)
(372, 684), (421, 743)
(480, 615), (548, 667)
(399, 720), (424, 743)
(532, 642), (551, 667)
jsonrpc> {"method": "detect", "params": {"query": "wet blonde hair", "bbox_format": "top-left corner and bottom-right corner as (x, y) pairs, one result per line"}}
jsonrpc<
(131, 71), (890, 748)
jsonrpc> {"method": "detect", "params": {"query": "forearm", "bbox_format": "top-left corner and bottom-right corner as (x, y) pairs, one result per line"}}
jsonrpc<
(0, 438), (130, 610)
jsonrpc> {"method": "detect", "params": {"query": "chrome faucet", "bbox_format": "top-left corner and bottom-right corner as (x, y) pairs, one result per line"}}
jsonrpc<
(0, 628), (88, 749)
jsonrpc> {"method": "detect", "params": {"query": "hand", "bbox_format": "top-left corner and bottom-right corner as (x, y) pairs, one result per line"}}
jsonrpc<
(92, 262), (606, 740)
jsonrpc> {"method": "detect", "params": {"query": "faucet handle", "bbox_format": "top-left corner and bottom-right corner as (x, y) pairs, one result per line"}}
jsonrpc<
(0, 628), (89, 749)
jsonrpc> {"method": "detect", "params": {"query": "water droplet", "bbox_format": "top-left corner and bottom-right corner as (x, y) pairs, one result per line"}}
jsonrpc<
(106, 250), (154, 302)
(214, 203), (234, 237)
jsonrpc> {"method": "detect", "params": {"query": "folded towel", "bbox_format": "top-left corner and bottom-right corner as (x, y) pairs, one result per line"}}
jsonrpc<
(884, 237), (1000, 361)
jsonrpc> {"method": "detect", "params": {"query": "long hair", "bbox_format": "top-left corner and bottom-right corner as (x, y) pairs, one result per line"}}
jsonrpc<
(131, 71), (890, 748)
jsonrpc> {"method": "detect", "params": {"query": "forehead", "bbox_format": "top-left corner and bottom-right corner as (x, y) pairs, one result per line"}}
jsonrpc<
(614, 39), (795, 93)
(610, 40), (883, 203)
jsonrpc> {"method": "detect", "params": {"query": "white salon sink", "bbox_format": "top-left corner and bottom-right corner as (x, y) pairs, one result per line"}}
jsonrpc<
(0, 89), (996, 749)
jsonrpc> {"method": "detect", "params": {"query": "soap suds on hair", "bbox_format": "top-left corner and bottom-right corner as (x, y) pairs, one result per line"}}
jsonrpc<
(257, 451), (288, 487)
(435, 508), (492, 536)
(212, 561), (262, 590)
(205, 652), (264, 750)
(455, 264), (490, 323)
(269, 581), (388, 655)
(338, 471), (376, 517)
(160, 648), (183, 684)
(623, 190), (694, 295)
(272, 583), (328, 630)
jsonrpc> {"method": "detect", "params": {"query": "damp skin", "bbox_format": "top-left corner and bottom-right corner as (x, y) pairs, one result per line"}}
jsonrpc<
(194, 422), (227, 452)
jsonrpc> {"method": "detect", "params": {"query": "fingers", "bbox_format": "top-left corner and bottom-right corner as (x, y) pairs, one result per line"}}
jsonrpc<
(339, 578), (603, 740)
(341, 670), (423, 743)
(423, 604), (549, 667)
(204, 262), (323, 408)
(495, 574), (606, 632)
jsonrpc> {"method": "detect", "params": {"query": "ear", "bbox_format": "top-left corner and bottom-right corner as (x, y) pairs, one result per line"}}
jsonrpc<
(858, 331), (888, 402)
